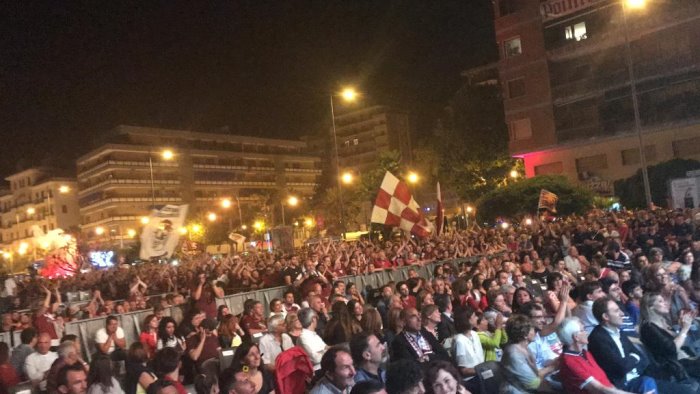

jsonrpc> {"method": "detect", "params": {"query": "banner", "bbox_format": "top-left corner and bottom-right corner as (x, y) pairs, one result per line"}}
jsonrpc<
(436, 182), (444, 236)
(538, 189), (559, 213)
(371, 171), (433, 238)
(140, 205), (188, 260)
(540, 0), (601, 22)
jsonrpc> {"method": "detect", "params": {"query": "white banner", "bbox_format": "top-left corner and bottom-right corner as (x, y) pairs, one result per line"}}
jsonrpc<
(540, 0), (601, 22)
(140, 204), (188, 260)
(670, 177), (700, 209)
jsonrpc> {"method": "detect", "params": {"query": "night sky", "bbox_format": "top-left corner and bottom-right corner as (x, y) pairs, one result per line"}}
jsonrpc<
(0, 1), (496, 178)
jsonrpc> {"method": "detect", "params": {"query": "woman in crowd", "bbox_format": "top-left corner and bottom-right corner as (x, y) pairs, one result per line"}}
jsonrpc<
(451, 308), (483, 393)
(499, 314), (552, 393)
(347, 299), (364, 322)
(324, 300), (362, 345)
(642, 263), (691, 325)
(87, 354), (123, 394)
(486, 289), (512, 317)
(227, 342), (275, 394)
(543, 272), (575, 316)
(424, 360), (469, 394)
(218, 314), (244, 349)
(530, 258), (549, 283)
(360, 307), (384, 343)
(216, 305), (230, 322)
(0, 342), (19, 394)
(268, 298), (285, 318)
(139, 314), (158, 359)
(346, 282), (365, 305)
(281, 313), (303, 350)
(470, 274), (488, 312)
(511, 288), (534, 314)
(157, 316), (185, 352)
(384, 308), (404, 352)
(418, 291), (435, 310)
(125, 342), (157, 394)
(640, 292), (700, 380)
(476, 310), (507, 362)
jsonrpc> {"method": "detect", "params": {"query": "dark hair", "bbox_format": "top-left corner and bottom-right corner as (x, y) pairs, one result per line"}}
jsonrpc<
(546, 272), (563, 290)
(621, 280), (640, 297)
(351, 380), (385, 394)
(592, 296), (614, 323)
(21, 327), (37, 344)
(154, 347), (180, 375)
(519, 302), (544, 318)
(88, 354), (114, 388)
(61, 334), (78, 344)
(194, 373), (217, 394)
(217, 305), (229, 322)
(230, 342), (261, 371)
(105, 315), (118, 325)
(425, 360), (462, 393)
(386, 359), (423, 394)
(577, 281), (602, 301)
(127, 342), (148, 363)
(512, 287), (533, 313)
(57, 363), (86, 390)
(320, 345), (350, 374)
(142, 314), (157, 332)
(0, 342), (10, 364)
(349, 332), (372, 366)
(454, 308), (476, 333)
(435, 295), (450, 313)
(599, 277), (618, 294)
(158, 316), (178, 343)
(505, 314), (533, 343)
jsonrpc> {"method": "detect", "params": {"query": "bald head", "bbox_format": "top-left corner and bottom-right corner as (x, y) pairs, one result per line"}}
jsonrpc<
(37, 333), (52, 354)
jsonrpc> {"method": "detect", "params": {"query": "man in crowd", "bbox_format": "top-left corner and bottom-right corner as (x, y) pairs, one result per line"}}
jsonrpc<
(186, 318), (221, 370)
(599, 278), (636, 337)
(47, 340), (88, 394)
(621, 280), (643, 326)
(396, 282), (416, 310)
(155, 348), (188, 394)
(391, 308), (448, 363)
(282, 289), (301, 314)
(259, 314), (285, 370)
(56, 363), (88, 394)
(385, 359), (424, 394)
(436, 297), (456, 346)
(310, 345), (356, 394)
(25, 332), (59, 392)
(350, 333), (386, 385)
(94, 315), (126, 360)
(572, 281), (605, 333)
(309, 294), (329, 336)
(298, 307), (328, 371)
(11, 327), (37, 379)
(376, 285), (394, 327)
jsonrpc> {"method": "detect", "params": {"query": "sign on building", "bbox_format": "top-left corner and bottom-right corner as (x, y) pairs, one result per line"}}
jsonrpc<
(540, 0), (601, 22)
(670, 177), (700, 209)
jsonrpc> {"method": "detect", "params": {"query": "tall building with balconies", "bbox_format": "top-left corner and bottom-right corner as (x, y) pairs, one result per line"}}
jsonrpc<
(333, 105), (413, 174)
(495, 0), (700, 195)
(0, 168), (79, 258)
(76, 125), (321, 243)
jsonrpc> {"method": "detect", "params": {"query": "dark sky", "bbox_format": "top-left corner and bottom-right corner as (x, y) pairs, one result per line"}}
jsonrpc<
(0, 1), (496, 177)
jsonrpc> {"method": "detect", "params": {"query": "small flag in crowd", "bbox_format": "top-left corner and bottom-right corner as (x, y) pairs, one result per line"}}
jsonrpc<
(371, 171), (433, 238)
(140, 204), (188, 260)
(436, 182), (444, 236)
(538, 189), (559, 213)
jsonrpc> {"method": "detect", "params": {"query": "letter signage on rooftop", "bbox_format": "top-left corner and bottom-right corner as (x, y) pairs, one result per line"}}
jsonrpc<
(540, 0), (600, 22)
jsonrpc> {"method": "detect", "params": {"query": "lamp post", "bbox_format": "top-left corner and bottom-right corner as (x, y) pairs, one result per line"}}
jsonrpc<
(148, 149), (175, 209)
(621, 0), (652, 207)
(330, 87), (358, 238)
(282, 196), (298, 226)
(221, 198), (233, 230)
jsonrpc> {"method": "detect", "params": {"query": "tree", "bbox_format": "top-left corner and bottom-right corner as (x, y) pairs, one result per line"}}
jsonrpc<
(614, 158), (700, 208)
(476, 175), (594, 222)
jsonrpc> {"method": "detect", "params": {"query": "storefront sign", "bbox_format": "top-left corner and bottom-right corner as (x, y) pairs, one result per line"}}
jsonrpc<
(584, 179), (614, 196)
(540, 0), (600, 22)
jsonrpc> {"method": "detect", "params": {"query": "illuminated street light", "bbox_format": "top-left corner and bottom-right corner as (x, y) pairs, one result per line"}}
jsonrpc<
(161, 149), (175, 160)
(407, 172), (419, 184)
(18, 243), (28, 256)
(509, 170), (519, 179)
(127, 229), (137, 238)
(191, 224), (203, 233)
(341, 172), (353, 185)
(240, 224), (248, 230)
(207, 212), (217, 222)
(221, 198), (232, 209)
(253, 221), (264, 231)
(140, 216), (150, 225)
(466, 206), (474, 214)
(178, 227), (187, 235)
(341, 87), (358, 102)
(2, 251), (11, 260)
(26, 207), (35, 215)
(626, 0), (646, 9)
(304, 218), (314, 227)
(95, 226), (105, 235)
(58, 185), (70, 194)
(287, 196), (299, 207)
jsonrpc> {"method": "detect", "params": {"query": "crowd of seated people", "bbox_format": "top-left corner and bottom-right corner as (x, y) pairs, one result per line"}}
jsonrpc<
(0, 207), (698, 393)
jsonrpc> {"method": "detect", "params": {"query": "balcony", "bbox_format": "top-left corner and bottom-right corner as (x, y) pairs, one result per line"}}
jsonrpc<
(79, 178), (181, 195)
(79, 159), (179, 179)
(80, 196), (183, 211)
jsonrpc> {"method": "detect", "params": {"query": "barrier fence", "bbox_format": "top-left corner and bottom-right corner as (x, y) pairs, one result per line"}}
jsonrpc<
(1, 256), (486, 360)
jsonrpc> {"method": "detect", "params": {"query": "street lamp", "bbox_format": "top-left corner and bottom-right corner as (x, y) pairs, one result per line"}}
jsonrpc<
(282, 196), (299, 225)
(221, 198), (232, 209)
(26, 207), (35, 216)
(341, 171), (354, 185)
(207, 212), (217, 222)
(621, 0), (652, 207)
(58, 185), (70, 194)
(95, 226), (105, 236)
(509, 170), (519, 179)
(140, 216), (150, 225)
(407, 172), (419, 184)
(331, 86), (359, 238)
(148, 149), (175, 209)
(126, 229), (137, 238)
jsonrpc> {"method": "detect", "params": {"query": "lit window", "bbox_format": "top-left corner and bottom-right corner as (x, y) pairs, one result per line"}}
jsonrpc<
(565, 22), (587, 41)
(504, 37), (522, 57)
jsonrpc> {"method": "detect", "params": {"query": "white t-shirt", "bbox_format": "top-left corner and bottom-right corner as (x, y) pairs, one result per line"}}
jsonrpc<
(95, 327), (125, 354)
(25, 351), (58, 390)
(452, 331), (484, 380)
(3, 277), (17, 297)
(299, 328), (327, 370)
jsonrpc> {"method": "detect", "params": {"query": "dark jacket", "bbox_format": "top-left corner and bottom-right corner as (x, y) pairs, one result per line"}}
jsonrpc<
(390, 328), (449, 363)
(640, 322), (689, 380)
(587, 325), (649, 388)
(437, 313), (457, 343)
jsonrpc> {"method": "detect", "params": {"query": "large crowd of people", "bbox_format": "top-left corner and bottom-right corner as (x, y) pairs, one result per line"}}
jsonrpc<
(0, 207), (699, 394)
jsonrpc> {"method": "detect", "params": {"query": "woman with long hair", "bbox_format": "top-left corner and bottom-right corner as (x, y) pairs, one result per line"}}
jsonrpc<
(218, 314), (244, 349)
(346, 282), (365, 305)
(324, 300), (362, 345)
(511, 288), (534, 314)
(642, 263), (691, 325)
(139, 314), (158, 359)
(87, 354), (123, 394)
(225, 342), (275, 394)
(156, 316), (185, 352)
(360, 307), (384, 342)
(347, 299), (364, 322)
(125, 342), (157, 394)
(281, 313), (303, 350)
(216, 305), (230, 322)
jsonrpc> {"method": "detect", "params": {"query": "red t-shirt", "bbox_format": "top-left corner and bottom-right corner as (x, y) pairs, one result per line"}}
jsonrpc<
(560, 350), (613, 394)
(164, 376), (188, 394)
(33, 314), (58, 339)
(140, 331), (158, 358)
(0, 364), (20, 394)
(401, 295), (417, 310)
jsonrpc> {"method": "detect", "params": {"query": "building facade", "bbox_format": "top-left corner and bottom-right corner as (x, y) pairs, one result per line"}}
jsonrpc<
(333, 105), (413, 174)
(494, 0), (700, 194)
(76, 126), (321, 243)
(0, 168), (80, 256)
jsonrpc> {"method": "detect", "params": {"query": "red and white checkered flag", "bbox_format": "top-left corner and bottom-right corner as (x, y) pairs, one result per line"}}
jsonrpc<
(371, 171), (433, 238)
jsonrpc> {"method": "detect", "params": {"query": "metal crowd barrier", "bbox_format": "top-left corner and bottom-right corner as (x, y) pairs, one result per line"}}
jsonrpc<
(3, 255), (488, 360)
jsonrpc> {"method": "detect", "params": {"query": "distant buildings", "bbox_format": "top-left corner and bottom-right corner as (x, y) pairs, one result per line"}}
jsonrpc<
(0, 168), (79, 256)
(494, 0), (700, 194)
(76, 125), (321, 244)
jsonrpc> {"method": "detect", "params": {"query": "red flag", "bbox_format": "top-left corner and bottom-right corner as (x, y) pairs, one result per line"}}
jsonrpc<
(371, 172), (433, 238)
(435, 182), (445, 236)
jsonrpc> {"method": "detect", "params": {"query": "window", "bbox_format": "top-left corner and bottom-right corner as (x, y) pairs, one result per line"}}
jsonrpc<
(621, 145), (657, 165)
(510, 118), (532, 141)
(535, 162), (564, 175)
(508, 78), (526, 98)
(353, 138), (359, 145)
(565, 22), (587, 41)
(62, 205), (68, 214)
(504, 37), (522, 58)
(672, 137), (700, 157)
(576, 154), (608, 179)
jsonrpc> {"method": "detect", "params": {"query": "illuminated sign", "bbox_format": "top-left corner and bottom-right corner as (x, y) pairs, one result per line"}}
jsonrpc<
(89, 251), (115, 268)
(540, 0), (601, 22)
